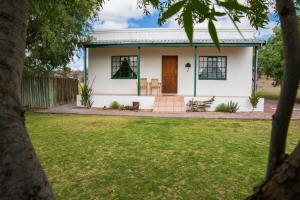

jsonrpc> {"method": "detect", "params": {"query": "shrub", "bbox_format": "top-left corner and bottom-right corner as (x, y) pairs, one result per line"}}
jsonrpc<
(249, 93), (260, 111)
(80, 82), (93, 108)
(215, 101), (239, 113)
(227, 101), (239, 113)
(110, 101), (120, 109)
(215, 103), (227, 112)
(119, 104), (125, 110)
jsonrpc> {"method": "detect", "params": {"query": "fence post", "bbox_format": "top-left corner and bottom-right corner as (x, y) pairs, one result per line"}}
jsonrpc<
(84, 47), (87, 86)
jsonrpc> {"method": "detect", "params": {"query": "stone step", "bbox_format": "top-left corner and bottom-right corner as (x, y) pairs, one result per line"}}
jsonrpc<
(153, 96), (186, 113)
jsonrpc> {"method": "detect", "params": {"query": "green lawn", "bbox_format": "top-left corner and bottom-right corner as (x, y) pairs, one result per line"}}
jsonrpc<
(26, 113), (300, 200)
(257, 88), (300, 102)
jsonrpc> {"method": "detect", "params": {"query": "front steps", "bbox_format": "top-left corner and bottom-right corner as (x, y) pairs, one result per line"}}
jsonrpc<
(153, 96), (186, 113)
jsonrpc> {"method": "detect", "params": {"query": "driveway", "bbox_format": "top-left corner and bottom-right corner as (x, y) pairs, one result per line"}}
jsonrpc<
(264, 99), (300, 115)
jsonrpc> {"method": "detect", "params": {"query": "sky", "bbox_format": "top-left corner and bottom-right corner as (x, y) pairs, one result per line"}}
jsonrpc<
(69, 0), (278, 70)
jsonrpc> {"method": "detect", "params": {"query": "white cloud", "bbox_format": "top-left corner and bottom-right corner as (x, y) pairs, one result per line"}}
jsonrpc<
(166, 1), (276, 39)
(166, 14), (276, 40)
(167, 15), (252, 29)
(94, 0), (153, 29)
(165, 3), (254, 29)
(258, 21), (277, 39)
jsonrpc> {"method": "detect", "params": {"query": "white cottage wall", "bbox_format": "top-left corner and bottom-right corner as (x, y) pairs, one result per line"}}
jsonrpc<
(89, 48), (138, 95)
(196, 47), (253, 97)
(140, 47), (194, 96)
(88, 46), (253, 98)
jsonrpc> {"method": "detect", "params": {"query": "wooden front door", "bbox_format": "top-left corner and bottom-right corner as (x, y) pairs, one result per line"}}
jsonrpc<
(162, 56), (178, 94)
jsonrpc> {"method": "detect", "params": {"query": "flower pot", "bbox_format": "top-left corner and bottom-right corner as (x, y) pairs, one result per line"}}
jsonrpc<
(132, 101), (139, 111)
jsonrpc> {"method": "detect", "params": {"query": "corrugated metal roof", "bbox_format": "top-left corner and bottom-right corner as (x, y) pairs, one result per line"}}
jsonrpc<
(85, 38), (264, 48)
(87, 28), (264, 47)
(89, 38), (263, 44)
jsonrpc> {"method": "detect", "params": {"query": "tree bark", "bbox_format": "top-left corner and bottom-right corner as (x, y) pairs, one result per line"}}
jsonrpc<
(0, 1), (55, 199)
(250, 141), (300, 199)
(266, 0), (300, 179)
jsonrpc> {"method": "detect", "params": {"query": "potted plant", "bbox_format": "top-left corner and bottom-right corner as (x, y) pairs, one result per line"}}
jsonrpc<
(249, 93), (260, 112)
(132, 101), (139, 111)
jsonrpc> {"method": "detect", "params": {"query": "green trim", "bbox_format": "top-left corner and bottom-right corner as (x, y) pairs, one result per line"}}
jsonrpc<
(194, 47), (197, 97)
(198, 56), (227, 80)
(137, 47), (141, 96)
(111, 77), (137, 80)
(252, 46), (258, 94)
(84, 42), (263, 48)
(84, 47), (87, 85)
(198, 78), (227, 80)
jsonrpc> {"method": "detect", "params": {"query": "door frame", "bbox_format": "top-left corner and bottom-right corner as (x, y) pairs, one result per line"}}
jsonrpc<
(161, 55), (178, 94)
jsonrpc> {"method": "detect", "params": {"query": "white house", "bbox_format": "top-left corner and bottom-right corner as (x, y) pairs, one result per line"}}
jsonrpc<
(78, 28), (264, 112)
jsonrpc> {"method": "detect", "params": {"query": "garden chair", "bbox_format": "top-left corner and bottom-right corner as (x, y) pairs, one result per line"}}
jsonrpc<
(137, 78), (148, 95)
(149, 78), (161, 96)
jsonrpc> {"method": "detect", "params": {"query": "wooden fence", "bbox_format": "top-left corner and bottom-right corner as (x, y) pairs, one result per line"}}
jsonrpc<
(21, 76), (78, 108)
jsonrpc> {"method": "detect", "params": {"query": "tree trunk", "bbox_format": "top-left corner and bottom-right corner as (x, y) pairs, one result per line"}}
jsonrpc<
(250, 141), (300, 199)
(266, 0), (300, 179)
(248, 0), (300, 199)
(0, 1), (55, 199)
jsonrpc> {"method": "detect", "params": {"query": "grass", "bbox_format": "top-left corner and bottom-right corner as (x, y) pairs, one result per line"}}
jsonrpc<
(26, 113), (300, 200)
(257, 88), (300, 103)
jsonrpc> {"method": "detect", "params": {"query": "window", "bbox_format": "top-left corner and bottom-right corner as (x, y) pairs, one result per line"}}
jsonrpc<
(198, 56), (227, 80)
(111, 56), (138, 79)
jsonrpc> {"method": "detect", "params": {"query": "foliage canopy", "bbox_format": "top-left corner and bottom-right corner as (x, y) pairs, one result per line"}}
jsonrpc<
(139, 0), (269, 49)
(259, 27), (284, 86)
(25, 0), (103, 74)
(259, 16), (300, 86)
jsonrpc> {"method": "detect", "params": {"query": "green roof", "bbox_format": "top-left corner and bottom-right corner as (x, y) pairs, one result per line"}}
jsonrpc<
(84, 39), (264, 48)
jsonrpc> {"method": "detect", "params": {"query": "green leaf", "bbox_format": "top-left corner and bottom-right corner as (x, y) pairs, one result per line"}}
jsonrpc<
(208, 19), (220, 50)
(215, 12), (226, 17)
(217, 0), (248, 13)
(148, 0), (160, 8)
(224, 9), (245, 39)
(160, 0), (186, 22)
(183, 7), (193, 43)
(191, 0), (208, 15)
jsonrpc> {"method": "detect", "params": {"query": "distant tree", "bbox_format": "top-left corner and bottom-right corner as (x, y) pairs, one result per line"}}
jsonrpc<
(259, 17), (300, 86)
(62, 66), (72, 77)
(25, 0), (103, 74)
(259, 27), (284, 86)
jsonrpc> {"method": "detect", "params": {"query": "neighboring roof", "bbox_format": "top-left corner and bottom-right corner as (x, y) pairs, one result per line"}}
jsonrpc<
(86, 28), (264, 47)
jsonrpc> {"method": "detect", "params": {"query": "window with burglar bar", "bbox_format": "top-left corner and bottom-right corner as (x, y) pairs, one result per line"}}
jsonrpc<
(198, 56), (227, 80)
(111, 56), (138, 79)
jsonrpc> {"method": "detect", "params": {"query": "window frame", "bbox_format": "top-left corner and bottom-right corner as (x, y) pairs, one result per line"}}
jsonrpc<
(198, 56), (227, 80)
(111, 55), (138, 79)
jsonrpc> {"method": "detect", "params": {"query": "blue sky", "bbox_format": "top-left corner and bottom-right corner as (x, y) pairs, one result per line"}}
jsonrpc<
(128, 12), (162, 28)
(69, 0), (277, 70)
